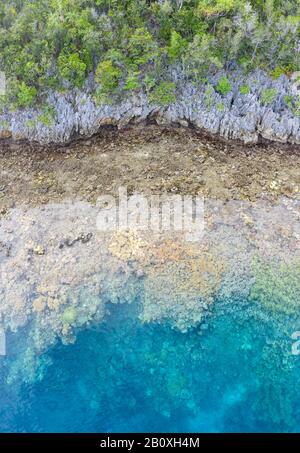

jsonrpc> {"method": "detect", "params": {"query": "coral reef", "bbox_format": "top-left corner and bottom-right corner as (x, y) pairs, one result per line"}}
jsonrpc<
(0, 194), (298, 373)
(250, 258), (300, 315)
(0, 128), (300, 382)
(108, 231), (149, 263)
(140, 248), (225, 332)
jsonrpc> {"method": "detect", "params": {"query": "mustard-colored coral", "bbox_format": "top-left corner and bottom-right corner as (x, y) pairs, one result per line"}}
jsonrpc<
(108, 230), (149, 262)
(32, 297), (46, 313)
(151, 239), (189, 264)
(141, 250), (225, 331)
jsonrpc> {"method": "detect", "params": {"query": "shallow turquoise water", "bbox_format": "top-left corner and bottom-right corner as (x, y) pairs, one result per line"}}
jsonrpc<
(0, 297), (300, 433)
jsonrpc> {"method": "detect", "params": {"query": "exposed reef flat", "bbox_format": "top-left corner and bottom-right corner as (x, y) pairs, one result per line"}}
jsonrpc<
(1, 125), (300, 210)
(0, 126), (300, 382)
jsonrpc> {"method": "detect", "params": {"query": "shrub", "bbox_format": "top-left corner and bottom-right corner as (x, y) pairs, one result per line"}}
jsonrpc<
(167, 30), (187, 61)
(284, 95), (300, 117)
(149, 81), (176, 106)
(95, 60), (122, 93)
(239, 85), (250, 95)
(144, 74), (156, 92)
(216, 76), (231, 95)
(124, 71), (140, 91)
(57, 52), (87, 88)
(197, 0), (236, 17)
(261, 88), (277, 105)
(17, 82), (37, 108)
(38, 104), (56, 126)
(184, 33), (223, 79)
(127, 27), (158, 67)
(271, 66), (286, 80)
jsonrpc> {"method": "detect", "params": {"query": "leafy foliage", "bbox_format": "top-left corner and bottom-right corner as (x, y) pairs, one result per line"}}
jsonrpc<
(17, 82), (37, 108)
(37, 104), (57, 126)
(239, 84), (250, 95)
(0, 0), (299, 108)
(261, 88), (277, 105)
(149, 81), (176, 106)
(95, 60), (122, 92)
(215, 75), (232, 95)
(57, 52), (87, 88)
(284, 94), (300, 116)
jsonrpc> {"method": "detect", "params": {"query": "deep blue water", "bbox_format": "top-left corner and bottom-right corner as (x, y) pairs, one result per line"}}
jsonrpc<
(1, 298), (300, 433)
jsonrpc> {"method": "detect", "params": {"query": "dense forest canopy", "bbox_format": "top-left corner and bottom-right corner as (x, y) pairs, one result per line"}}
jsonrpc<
(0, 0), (299, 108)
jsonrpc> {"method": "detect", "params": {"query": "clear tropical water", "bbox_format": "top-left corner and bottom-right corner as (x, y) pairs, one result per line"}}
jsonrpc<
(1, 295), (300, 433)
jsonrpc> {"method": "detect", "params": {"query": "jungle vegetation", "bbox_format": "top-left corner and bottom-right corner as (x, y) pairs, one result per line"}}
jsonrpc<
(0, 0), (299, 108)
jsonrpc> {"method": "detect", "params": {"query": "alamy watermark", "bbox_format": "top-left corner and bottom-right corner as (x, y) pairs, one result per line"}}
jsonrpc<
(96, 186), (205, 242)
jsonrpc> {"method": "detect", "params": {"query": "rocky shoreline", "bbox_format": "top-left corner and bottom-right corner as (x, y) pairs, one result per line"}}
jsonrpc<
(1, 69), (300, 146)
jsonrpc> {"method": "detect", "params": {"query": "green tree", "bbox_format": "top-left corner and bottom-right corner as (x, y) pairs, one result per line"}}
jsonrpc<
(57, 52), (87, 88)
